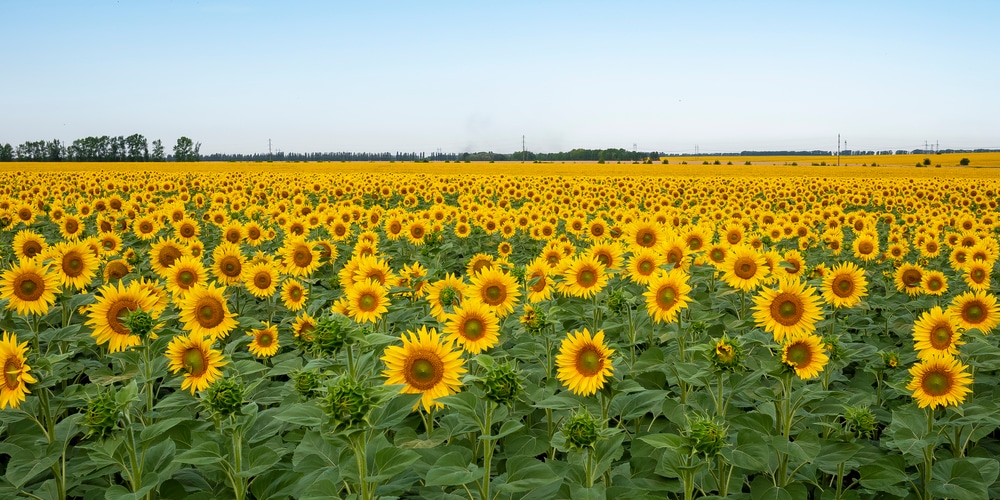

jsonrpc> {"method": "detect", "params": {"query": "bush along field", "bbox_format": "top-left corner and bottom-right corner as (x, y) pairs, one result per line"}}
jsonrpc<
(1, 167), (1000, 499)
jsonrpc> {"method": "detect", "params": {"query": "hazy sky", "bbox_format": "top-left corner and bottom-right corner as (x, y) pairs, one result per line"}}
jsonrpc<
(3, 1), (998, 155)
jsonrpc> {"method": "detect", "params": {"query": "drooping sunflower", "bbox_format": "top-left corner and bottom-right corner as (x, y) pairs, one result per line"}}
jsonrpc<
(12, 230), (47, 260)
(49, 240), (100, 291)
(524, 257), (554, 303)
(281, 236), (320, 278)
(921, 270), (949, 296)
(906, 355), (973, 409)
(721, 245), (768, 292)
(947, 290), (1000, 334)
(102, 259), (133, 283)
(381, 325), (466, 412)
(0, 332), (38, 410)
(243, 261), (279, 299)
(149, 237), (191, 277)
(166, 255), (208, 298)
(247, 323), (280, 358)
(468, 267), (521, 318)
(444, 300), (501, 354)
(781, 334), (830, 380)
(280, 278), (309, 312)
(894, 263), (924, 297)
(178, 282), (239, 341)
(0, 259), (61, 317)
(165, 333), (228, 395)
(555, 328), (615, 396)
(466, 253), (496, 278)
(87, 281), (161, 353)
(821, 261), (868, 309)
(912, 306), (964, 360)
(752, 279), (825, 342)
(345, 278), (389, 324)
(643, 268), (693, 324)
(558, 255), (608, 299)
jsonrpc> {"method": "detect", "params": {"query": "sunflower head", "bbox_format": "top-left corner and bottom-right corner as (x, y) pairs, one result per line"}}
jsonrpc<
(481, 360), (523, 406)
(906, 355), (973, 409)
(781, 335), (830, 380)
(710, 335), (744, 372)
(322, 374), (375, 432)
(84, 388), (123, 440)
(293, 369), (323, 400)
(843, 405), (878, 440)
(879, 350), (900, 370)
(203, 377), (245, 419)
(686, 414), (728, 457)
(124, 309), (156, 338)
(555, 328), (615, 396)
(308, 313), (357, 357)
(561, 407), (601, 450)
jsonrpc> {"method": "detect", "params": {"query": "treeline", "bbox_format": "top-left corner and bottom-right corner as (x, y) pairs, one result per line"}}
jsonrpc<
(0, 135), (200, 162)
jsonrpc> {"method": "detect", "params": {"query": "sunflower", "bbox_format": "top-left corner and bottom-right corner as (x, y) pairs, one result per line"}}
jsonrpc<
(243, 261), (279, 299)
(781, 335), (829, 380)
(381, 325), (466, 412)
(58, 214), (86, 240)
(137, 278), (170, 314)
(0, 259), (60, 317)
(779, 250), (807, 280)
(912, 306), (964, 360)
(661, 235), (690, 270)
(211, 242), (246, 286)
(643, 269), (693, 324)
(586, 241), (625, 271)
(98, 231), (123, 256)
(963, 260), (991, 292)
(133, 215), (160, 241)
(281, 236), (320, 278)
(244, 221), (266, 246)
(165, 333), (228, 395)
(49, 240), (100, 291)
(166, 256), (208, 298)
(558, 255), (608, 299)
(555, 328), (615, 396)
(851, 233), (879, 262)
(345, 278), (389, 324)
(466, 253), (496, 277)
(292, 312), (317, 341)
(221, 221), (244, 245)
(12, 230), (47, 261)
(752, 279), (824, 342)
(893, 263), (924, 297)
(0, 332), (37, 410)
(87, 281), (160, 353)
(468, 267), (521, 318)
(626, 220), (665, 251)
(102, 259), (133, 283)
(821, 261), (868, 309)
(626, 247), (664, 286)
(247, 323), (280, 358)
(425, 274), (466, 322)
(404, 220), (428, 245)
(721, 245), (768, 292)
(948, 247), (970, 272)
(280, 278), (308, 312)
(398, 261), (429, 298)
(352, 254), (396, 287)
(172, 217), (201, 243)
(921, 270), (949, 296)
(178, 282), (238, 341)
(947, 291), (1000, 334)
(524, 257), (554, 303)
(444, 300), (501, 354)
(13, 203), (35, 227)
(906, 355), (973, 409)
(149, 237), (191, 277)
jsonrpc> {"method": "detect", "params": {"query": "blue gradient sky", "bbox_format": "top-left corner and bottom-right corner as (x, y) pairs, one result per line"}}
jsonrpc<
(3, 1), (998, 155)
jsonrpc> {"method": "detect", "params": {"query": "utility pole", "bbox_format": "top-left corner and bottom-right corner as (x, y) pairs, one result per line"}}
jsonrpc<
(268, 139), (272, 162)
(522, 135), (526, 163)
(837, 134), (841, 166)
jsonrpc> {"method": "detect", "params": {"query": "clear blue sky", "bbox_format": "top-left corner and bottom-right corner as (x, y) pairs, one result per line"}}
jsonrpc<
(2, 1), (998, 155)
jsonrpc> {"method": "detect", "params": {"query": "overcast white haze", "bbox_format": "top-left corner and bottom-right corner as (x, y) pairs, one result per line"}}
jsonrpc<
(2, 1), (998, 155)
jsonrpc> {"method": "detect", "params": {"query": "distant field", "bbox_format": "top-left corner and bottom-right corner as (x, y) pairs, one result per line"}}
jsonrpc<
(3, 151), (1000, 178)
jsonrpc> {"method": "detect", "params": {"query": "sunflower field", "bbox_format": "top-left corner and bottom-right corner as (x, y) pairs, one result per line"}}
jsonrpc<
(1, 161), (1000, 499)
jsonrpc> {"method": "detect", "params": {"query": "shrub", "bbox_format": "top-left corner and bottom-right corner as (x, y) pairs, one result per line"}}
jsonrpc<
(960, 158), (970, 166)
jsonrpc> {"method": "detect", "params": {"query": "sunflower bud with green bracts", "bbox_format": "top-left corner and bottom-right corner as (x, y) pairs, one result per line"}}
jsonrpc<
(509, 264), (526, 283)
(322, 375), (374, 432)
(690, 321), (708, 336)
(124, 309), (156, 338)
(687, 414), (728, 457)
(203, 377), (244, 419)
(519, 305), (550, 335)
(308, 313), (355, 357)
(822, 333), (845, 363)
(843, 405), (878, 440)
(710, 335), (744, 372)
(84, 390), (123, 440)
(482, 361), (522, 406)
(562, 407), (601, 450)
(293, 369), (323, 400)
(878, 350), (900, 370)
(604, 288), (633, 316)
(438, 286), (458, 309)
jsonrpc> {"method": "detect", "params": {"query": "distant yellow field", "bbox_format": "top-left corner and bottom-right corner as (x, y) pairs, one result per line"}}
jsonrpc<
(3, 151), (999, 178)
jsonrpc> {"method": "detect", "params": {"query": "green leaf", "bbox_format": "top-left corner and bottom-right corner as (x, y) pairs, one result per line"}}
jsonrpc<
(370, 392), (421, 429)
(730, 431), (770, 473)
(638, 433), (684, 450)
(886, 407), (934, 455)
(424, 452), (479, 487)
(496, 455), (561, 493)
(274, 402), (324, 427)
(139, 416), (188, 442)
(750, 474), (806, 500)
(812, 441), (863, 474)
(929, 457), (999, 500)
(368, 444), (419, 483)
(436, 391), (478, 417)
(858, 454), (910, 496)
(481, 420), (523, 441)
(174, 441), (224, 466)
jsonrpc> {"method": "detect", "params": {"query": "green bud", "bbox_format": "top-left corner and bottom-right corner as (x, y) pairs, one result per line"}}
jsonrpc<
(483, 361), (522, 406)
(204, 377), (244, 419)
(322, 375), (374, 432)
(438, 286), (458, 308)
(124, 309), (156, 338)
(562, 407), (601, 450)
(84, 389), (122, 440)
(293, 369), (323, 400)
(687, 415), (728, 457)
(710, 335), (744, 372)
(309, 313), (355, 357)
(843, 405), (878, 440)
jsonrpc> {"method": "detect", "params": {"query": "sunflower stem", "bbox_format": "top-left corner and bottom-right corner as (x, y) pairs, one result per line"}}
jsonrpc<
(921, 407), (936, 500)
(479, 401), (496, 500)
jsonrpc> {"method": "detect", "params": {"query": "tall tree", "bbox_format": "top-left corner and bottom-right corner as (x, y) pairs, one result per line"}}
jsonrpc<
(151, 139), (164, 161)
(125, 133), (148, 161)
(173, 137), (201, 162)
(0, 143), (14, 161)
